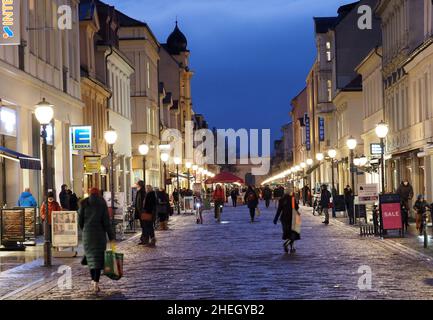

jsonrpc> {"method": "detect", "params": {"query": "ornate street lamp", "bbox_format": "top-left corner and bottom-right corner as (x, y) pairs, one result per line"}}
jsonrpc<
(316, 153), (324, 161)
(347, 136), (358, 225)
(104, 127), (118, 238)
(138, 142), (149, 187)
(376, 121), (389, 238)
(160, 152), (169, 189)
(35, 98), (54, 267)
(174, 157), (182, 215)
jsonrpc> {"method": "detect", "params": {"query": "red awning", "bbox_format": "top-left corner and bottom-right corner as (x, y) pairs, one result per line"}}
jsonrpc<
(205, 172), (244, 184)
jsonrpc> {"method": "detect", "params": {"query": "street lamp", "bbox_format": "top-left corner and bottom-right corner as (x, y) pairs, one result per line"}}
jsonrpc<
(306, 159), (313, 166)
(174, 157), (182, 215)
(192, 164), (198, 182)
(35, 98), (54, 267)
(138, 142), (149, 186)
(186, 162), (192, 190)
(104, 127), (118, 238)
(375, 121), (389, 195)
(161, 152), (169, 189)
(347, 136), (358, 226)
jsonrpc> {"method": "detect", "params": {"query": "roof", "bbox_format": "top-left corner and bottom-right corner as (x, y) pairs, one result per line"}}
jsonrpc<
(116, 10), (160, 46)
(341, 75), (363, 91)
(314, 17), (339, 33)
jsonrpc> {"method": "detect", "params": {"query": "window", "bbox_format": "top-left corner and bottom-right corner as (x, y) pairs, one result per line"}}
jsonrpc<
(327, 80), (332, 102)
(147, 62), (150, 90)
(326, 42), (332, 61)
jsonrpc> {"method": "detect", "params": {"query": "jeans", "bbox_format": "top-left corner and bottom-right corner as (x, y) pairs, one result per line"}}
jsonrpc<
(141, 221), (155, 243)
(231, 197), (237, 207)
(90, 269), (101, 282)
(346, 202), (354, 224)
(265, 199), (270, 208)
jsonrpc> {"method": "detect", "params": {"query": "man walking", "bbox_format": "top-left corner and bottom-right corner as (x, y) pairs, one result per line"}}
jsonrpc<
(263, 185), (272, 208)
(320, 185), (332, 225)
(344, 185), (355, 225)
(397, 180), (414, 228)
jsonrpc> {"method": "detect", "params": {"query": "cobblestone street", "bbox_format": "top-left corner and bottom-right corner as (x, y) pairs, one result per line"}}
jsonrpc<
(3, 203), (433, 300)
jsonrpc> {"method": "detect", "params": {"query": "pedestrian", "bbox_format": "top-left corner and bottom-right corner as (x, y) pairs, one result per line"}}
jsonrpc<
(320, 185), (332, 225)
(68, 190), (79, 211)
(273, 186), (281, 208)
(301, 184), (310, 206)
(274, 187), (301, 253)
(59, 184), (70, 210)
(397, 180), (414, 227)
(244, 185), (259, 223)
(40, 191), (62, 237)
(414, 195), (429, 236)
(17, 188), (37, 207)
(139, 185), (157, 247)
(344, 185), (355, 225)
(172, 188), (180, 215)
(78, 188), (115, 293)
(230, 187), (239, 207)
(213, 184), (225, 222)
(134, 181), (146, 243)
(263, 185), (272, 208)
(156, 188), (170, 231)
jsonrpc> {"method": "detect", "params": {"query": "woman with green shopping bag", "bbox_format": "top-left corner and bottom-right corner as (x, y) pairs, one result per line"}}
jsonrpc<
(79, 188), (115, 293)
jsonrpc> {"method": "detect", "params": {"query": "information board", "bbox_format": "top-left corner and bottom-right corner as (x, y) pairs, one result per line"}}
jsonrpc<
(52, 211), (78, 248)
(358, 184), (379, 204)
(14, 207), (37, 240)
(1, 209), (25, 243)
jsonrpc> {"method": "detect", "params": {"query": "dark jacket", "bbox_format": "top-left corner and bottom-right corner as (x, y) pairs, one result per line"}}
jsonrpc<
(274, 194), (300, 241)
(59, 190), (70, 210)
(344, 187), (354, 204)
(230, 189), (239, 198)
(414, 200), (429, 214)
(78, 195), (115, 269)
(143, 191), (157, 218)
(134, 188), (146, 219)
(263, 187), (272, 200)
(245, 190), (259, 209)
(397, 183), (414, 201)
(320, 189), (332, 209)
(69, 193), (79, 211)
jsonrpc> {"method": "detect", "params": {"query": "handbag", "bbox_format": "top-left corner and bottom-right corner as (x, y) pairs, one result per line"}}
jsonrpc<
(140, 211), (153, 222)
(256, 207), (261, 217)
(103, 249), (124, 281)
(292, 196), (301, 234)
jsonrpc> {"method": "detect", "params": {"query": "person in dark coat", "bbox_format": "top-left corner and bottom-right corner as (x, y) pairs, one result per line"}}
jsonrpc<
(397, 180), (414, 227)
(134, 181), (146, 220)
(140, 185), (157, 247)
(320, 185), (332, 225)
(230, 188), (239, 207)
(301, 185), (311, 206)
(68, 190), (79, 211)
(263, 185), (272, 208)
(78, 188), (115, 293)
(156, 188), (170, 231)
(244, 186), (259, 223)
(344, 185), (355, 225)
(274, 189), (300, 253)
(59, 184), (70, 210)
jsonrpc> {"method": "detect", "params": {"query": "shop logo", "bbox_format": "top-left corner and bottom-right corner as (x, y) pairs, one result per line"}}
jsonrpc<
(357, 265), (372, 290)
(357, 5), (372, 30)
(2, 0), (15, 39)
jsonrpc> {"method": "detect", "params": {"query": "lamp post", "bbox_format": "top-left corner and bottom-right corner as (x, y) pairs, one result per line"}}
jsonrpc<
(104, 127), (118, 237)
(347, 136), (358, 224)
(306, 158), (313, 190)
(316, 153), (324, 186)
(328, 149), (337, 194)
(186, 162), (192, 190)
(376, 121), (389, 237)
(174, 157), (182, 215)
(35, 98), (54, 267)
(192, 164), (198, 182)
(161, 153), (169, 190)
(138, 143), (149, 187)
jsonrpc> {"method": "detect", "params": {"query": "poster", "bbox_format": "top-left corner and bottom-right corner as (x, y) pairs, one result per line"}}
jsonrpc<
(1, 209), (25, 243)
(52, 211), (78, 247)
(14, 207), (36, 239)
(358, 184), (379, 204)
(380, 194), (402, 231)
(103, 192), (126, 220)
(84, 156), (101, 174)
(183, 197), (194, 213)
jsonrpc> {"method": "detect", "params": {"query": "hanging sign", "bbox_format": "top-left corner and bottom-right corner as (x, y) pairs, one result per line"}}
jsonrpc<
(71, 126), (92, 150)
(52, 211), (78, 247)
(370, 143), (382, 155)
(0, 0), (21, 46)
(84, 156), (101, 174)
(319, 117), (325, 141)
(305, 114), (311, 151)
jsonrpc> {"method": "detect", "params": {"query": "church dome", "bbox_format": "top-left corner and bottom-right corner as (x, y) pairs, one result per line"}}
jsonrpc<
(166, 22), (188, 54)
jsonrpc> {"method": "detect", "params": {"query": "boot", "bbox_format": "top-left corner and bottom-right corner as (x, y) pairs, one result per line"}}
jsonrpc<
(148, 238), (156, 247)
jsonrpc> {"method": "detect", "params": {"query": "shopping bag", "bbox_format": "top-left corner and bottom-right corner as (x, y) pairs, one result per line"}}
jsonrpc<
(103, 250), (124, 281)
(292, 211), (302, 235)
(256, 207), (261, 217)
(140, 211), (153, 222)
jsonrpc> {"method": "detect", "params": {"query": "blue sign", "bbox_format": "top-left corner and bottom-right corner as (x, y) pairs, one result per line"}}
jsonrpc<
(71, 126), (92, 150)
(305, 114), (311, 151)
(319, 117), (325, 142)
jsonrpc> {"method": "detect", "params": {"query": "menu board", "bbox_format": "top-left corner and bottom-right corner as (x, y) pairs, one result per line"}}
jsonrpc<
(52, 211), (78, 248)
(14, 207), (37, 239)
(1, 209), (25, 243)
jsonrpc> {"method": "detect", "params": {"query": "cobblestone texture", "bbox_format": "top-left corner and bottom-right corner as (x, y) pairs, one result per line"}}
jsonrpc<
(2, 203), (433, 300)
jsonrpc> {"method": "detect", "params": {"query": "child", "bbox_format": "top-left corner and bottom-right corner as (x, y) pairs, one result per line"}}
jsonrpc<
(414, 195), (429, 236)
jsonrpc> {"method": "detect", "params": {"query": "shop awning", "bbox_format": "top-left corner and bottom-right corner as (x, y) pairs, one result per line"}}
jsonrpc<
(0, 146), (41, 170)
(306, 163), (320, 175)
(205, 172), (244, 184)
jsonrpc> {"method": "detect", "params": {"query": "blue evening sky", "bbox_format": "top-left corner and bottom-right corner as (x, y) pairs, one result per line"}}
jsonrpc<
(104, 0), (351, 150)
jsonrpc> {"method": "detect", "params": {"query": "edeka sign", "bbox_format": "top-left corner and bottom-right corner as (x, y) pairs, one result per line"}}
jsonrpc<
(0, 0), (20, 46)
(304, 114), (311, 151)
(71, 126), (92, 150)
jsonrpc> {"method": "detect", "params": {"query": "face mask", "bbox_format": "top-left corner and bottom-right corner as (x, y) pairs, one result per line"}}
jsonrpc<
(48, 198), (54, 203)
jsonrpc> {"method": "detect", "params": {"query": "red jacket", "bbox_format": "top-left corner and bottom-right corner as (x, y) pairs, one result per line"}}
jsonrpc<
(213, 189), (225, 202)
(40, 201), (62, 225)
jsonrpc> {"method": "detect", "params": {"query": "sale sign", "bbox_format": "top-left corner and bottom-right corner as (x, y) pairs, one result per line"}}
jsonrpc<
(381, 203), (402, 230)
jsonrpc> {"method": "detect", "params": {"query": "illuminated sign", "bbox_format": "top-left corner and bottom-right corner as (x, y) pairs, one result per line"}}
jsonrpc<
(304, 114), (311, 151)
(71, 126), (92, 150)
(0, 0), (21, 46)
(370, 143), (382, 155)
(319, 117), (325, 141)
(0, 106), (16, 137)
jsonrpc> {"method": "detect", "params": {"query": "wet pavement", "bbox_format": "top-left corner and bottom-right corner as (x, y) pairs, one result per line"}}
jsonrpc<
(2, 203), (433, 300)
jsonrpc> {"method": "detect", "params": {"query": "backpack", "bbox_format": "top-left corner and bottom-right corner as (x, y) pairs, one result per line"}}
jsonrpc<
(248, 192), (256, 202)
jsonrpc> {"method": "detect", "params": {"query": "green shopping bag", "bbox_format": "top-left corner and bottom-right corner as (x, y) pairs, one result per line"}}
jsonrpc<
(103, 250), (124, 281)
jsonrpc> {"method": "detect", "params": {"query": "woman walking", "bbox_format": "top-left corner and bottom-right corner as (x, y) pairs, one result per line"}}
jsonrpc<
(139, 185), (157, 246)
(244, 186), (259, 223)
(78, 188), (115, 293)
(213, 184), (225, 222)
(274, 188), (301, 253)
